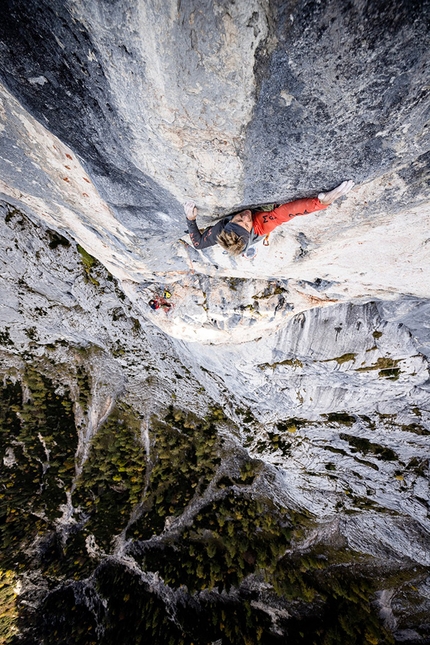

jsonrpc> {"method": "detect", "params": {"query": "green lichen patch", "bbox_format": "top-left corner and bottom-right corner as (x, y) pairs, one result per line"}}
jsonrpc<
(258, 357), (303, 370)
(339, 433), (397, 461)
(372, 330), (383, 339)
(277, 418), (310, 433)
(323, 412), (356, 425)
(356, 357), (401, 379)
(76, 244), (101, 286)
(400, 423), (430, 436)
(322, 353), (357, 365)
(0, 368), (78, 569)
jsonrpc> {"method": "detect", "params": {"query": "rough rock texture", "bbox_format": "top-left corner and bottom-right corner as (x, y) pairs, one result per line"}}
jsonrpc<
(1, 203), (430, 644)
(0, 0), (430, 643)
(0, 0), (429, 343)
(1, 0), (429, 216)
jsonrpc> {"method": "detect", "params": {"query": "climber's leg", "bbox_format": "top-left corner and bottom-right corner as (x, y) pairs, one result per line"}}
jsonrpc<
(253, 197), (328, 235)
(252, 181), (354, 236)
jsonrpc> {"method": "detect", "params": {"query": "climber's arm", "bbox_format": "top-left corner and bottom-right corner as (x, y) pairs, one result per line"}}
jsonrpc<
(184, 201), (223, 250)
(184, 201), (197, 221)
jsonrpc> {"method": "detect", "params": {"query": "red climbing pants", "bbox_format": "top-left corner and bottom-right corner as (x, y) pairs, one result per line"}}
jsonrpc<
(252, 197), (328, 236)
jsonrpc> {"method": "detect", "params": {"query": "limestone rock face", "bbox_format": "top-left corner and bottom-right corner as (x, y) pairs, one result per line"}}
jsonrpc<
(0, 0), (429, 343)
(1, 0), (429, 216)
(0, 0), (430, 642)
(1, 200), (430, 643)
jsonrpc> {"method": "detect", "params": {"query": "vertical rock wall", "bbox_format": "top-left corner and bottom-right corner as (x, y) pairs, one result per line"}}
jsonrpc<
(0, 0), (428, 226)
(0, 2), (430, 642)
(245, 0), (430, 205)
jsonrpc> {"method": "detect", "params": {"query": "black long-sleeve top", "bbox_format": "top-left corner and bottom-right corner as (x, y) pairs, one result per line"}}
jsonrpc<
(186, 217), (231, 250)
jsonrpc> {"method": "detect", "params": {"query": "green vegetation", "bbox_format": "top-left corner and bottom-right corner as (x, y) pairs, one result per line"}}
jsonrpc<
(92, 562), (273, 645)
(46, 229), (70, 250)
(235, 407), (257, 424)
(24, 327), (38, 341)
(356, 357), (401, 380)
(142, 495), (293, 594)
(269, 554), (395, 645)
(322, 353), (357, 365)
(323, 412), (356, 426)
(405, 456), (428, 477)
(226, 277), (246, 291)
(340, 433), (397, 461)
(126, 406), (221, 541)
(0, 570), (18, 644)
(74, 402), (147, 552)
(0, 329), (13, 347)
(76, 364), (91, 408)
(378, 368), (401, 380)
(76, 244), (101, 286)
(246, 417), (312, 453)
(258, 357), (303, 370)
(0, 368), (78, 569)
(252, 281), (286, 299)
(0, 359), (420, 645)
(277, 418), (309, 433)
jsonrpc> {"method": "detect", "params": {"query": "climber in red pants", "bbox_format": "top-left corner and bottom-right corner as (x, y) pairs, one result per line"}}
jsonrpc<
(184, 180), (354, 256)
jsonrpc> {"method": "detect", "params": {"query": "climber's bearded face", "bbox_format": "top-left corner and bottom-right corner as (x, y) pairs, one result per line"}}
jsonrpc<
(231, 210), (252, 232)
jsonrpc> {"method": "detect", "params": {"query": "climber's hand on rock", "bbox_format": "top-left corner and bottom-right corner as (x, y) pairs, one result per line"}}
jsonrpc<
(184, 201), (197, 220)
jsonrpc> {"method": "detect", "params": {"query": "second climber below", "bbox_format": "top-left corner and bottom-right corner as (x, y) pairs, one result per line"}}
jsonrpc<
(184, 180), (354, 257)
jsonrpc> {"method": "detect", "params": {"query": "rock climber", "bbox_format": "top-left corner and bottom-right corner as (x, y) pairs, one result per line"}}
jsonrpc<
(184, 180), (354, 256)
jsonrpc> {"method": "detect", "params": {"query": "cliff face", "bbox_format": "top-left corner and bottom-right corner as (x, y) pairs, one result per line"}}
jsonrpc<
(0, 0), (429, 343)
(0, 1), (430, 643)
(1, 0), (429, 214)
